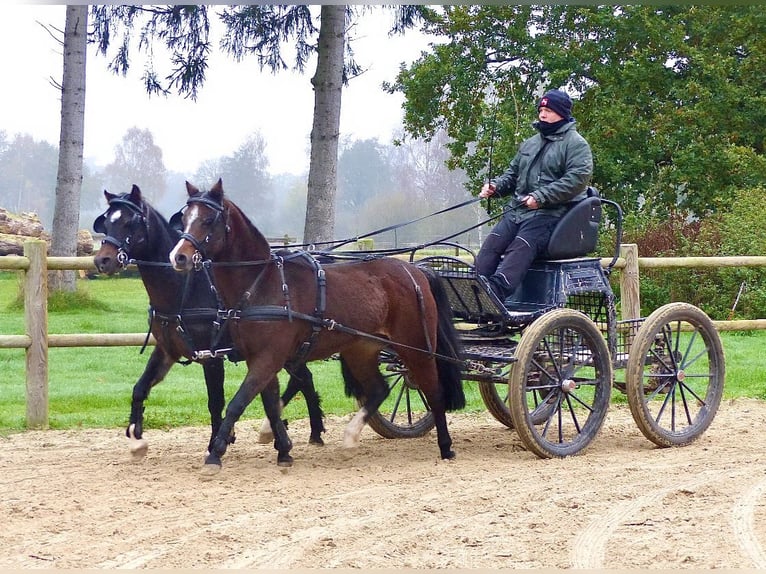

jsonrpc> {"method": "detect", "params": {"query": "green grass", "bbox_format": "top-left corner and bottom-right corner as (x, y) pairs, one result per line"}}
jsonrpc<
(0, 270), (765, 434)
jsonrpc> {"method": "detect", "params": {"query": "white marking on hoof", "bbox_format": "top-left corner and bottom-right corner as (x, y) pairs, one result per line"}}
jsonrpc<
(257, 417), (274, 443)
(127, 423), (148, 460)
(343, 408), (367, 450)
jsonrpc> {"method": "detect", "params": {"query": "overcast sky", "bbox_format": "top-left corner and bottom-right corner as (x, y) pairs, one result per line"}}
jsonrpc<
(0, 5), (432, 176)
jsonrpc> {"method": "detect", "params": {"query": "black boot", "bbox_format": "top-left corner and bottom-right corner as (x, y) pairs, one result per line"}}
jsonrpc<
(480, 274), (511, 304)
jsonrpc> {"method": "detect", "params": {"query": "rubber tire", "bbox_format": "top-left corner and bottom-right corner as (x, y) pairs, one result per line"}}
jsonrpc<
(479, 376), (514, 428)
(625, 302), (725, 447)
(509, 308), (613, 458)
(364, 352), (436, 439)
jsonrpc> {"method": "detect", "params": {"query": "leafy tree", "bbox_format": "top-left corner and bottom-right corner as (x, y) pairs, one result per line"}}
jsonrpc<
(337, 139), (391, 208)
(216, 132), (273, 226)
(390, 5), (766, 219)
(102, 127), (167, 204)
(0, 134), (58, 226)
(89, 5), (429, 243)
(51, 5), (88, 292)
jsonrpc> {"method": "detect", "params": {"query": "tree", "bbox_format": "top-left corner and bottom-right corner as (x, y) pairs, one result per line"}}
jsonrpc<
(51, 5), (88, 292)
(0, 134), (59, 226)
(390, 5), (766, 219)
(103, 127), (167, 204)
(90, 5), (429, 243)
(216, 132), (273, 225)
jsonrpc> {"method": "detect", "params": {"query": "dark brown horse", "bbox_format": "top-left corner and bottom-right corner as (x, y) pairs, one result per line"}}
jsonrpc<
(169, 179), (465, 473)
(92, 185), (326, 459)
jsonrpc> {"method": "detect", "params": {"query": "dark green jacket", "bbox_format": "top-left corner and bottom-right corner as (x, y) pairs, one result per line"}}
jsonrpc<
(492, 120), (593, 222)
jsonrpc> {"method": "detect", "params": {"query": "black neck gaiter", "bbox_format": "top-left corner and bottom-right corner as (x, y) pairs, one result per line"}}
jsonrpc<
(537, 118), (569, 136)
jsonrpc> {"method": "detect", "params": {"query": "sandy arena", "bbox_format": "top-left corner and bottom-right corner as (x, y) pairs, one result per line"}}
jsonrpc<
(2, 399), (766, 569)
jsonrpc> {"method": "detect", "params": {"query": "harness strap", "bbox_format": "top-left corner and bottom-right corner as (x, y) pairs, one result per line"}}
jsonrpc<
(232, 305), (463, 366)
(403, 266), (434, 356)
(287, 253), (326, 368)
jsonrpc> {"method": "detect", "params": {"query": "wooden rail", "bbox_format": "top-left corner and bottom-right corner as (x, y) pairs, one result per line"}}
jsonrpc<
(2, 240), (765, 429)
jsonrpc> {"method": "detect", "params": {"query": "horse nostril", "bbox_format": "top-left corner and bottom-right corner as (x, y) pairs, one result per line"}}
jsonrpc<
(175, 253), (187, 267)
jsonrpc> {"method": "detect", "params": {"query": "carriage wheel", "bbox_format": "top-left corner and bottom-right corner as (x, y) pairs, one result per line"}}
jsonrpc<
(479, 369), (514, 428)
(479, 370), (556, 429)
(508, 308), (613, 458)
(625, 302), (725, 447)
(363, 351), (436, 439)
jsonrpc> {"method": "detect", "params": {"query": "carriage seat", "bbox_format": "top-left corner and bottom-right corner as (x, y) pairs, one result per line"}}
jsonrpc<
(539, 187), (601, 260)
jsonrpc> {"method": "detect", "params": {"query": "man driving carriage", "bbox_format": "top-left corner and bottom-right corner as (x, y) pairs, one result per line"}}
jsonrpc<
(477, 88), (594, 301)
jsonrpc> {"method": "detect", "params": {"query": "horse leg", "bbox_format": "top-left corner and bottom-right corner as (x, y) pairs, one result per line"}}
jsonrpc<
(258, 364), (326, 445)
(127, 347), (175, 459)
(201, 358), (236, 454)
(284, 363), (325, 445)
(407, 359), (457, 460)
(338, 354), (391, 451)
(260, 376), (295, 467)
(205, 370), (293, 472)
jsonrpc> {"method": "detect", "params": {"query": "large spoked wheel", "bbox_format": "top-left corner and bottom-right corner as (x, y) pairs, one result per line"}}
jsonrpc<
(479, 367), (557, 429)
(625, 302), (725, 447)
(364, 351), (435, 439)
(479, 368), (514, 428)
(509, 308), (613, 458)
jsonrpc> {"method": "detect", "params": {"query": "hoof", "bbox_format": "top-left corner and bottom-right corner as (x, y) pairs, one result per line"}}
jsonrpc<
(277, 454), (294, 468)
(200, 463), (222, 480)
(309, 436), (325, 446)
(441, 450), (456, 460)
(127, 424), (148, 459)
(340, 445), (359, 460)
(257, 430), (274, 444)
(257, 419), (273, 444)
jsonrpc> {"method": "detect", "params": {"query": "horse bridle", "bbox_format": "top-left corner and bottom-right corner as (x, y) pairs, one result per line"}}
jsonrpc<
(93, 196), (148, 268)
(170, 193), (228, 270)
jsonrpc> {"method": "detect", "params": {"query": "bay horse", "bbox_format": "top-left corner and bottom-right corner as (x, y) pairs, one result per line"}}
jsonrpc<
(92, 185), (326, 458)
(169, 179), (465, 473)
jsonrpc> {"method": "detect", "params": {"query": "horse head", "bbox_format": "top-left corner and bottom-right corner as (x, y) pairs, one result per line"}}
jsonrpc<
(170, 178), (270, 272)
(93, 184), (152, 275)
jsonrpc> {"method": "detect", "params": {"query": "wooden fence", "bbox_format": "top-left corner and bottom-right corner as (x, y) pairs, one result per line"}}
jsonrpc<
(2, 240), (766, 429)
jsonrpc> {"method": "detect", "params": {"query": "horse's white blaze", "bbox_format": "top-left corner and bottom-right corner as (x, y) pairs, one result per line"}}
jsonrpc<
(343, 408), (368, 449)
(169, 204), (201, 268)
(109, 208), (123, 223)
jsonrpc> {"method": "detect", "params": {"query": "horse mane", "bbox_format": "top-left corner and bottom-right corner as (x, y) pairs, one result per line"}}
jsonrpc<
(110, 186), (180, 253)
(223, 197), (267, 245)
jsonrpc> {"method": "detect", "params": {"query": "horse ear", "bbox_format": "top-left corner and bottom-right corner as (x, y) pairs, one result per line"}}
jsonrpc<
(129, 184), (142, 203)
(103, 189), (116, 202)
(211, 178), (224, 201)
(93, 214), (107, 234)
(185, 181), (199, 197)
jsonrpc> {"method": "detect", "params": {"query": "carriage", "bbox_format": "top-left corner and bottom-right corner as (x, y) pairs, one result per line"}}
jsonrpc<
(364, 191), (725, 458)
(94, 181), (725, 469)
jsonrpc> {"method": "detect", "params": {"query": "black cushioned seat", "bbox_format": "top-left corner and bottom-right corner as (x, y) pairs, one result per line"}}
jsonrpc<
(541, 187), (602, 260)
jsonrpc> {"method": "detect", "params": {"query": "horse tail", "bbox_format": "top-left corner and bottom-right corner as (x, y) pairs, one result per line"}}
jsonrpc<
(422, 266), (466, 411)
(340, 356), (361, 398)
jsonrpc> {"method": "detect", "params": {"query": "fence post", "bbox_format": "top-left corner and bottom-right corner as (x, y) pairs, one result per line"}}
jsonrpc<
(619, 243), (641, 321)
(24, 240), (48, 429)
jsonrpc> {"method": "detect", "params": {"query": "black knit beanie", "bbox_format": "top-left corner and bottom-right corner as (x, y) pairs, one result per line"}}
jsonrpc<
(537, 89), (572, 120)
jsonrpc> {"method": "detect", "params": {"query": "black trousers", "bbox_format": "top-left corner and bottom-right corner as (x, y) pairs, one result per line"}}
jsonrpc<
(476, 214), (560, 296)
